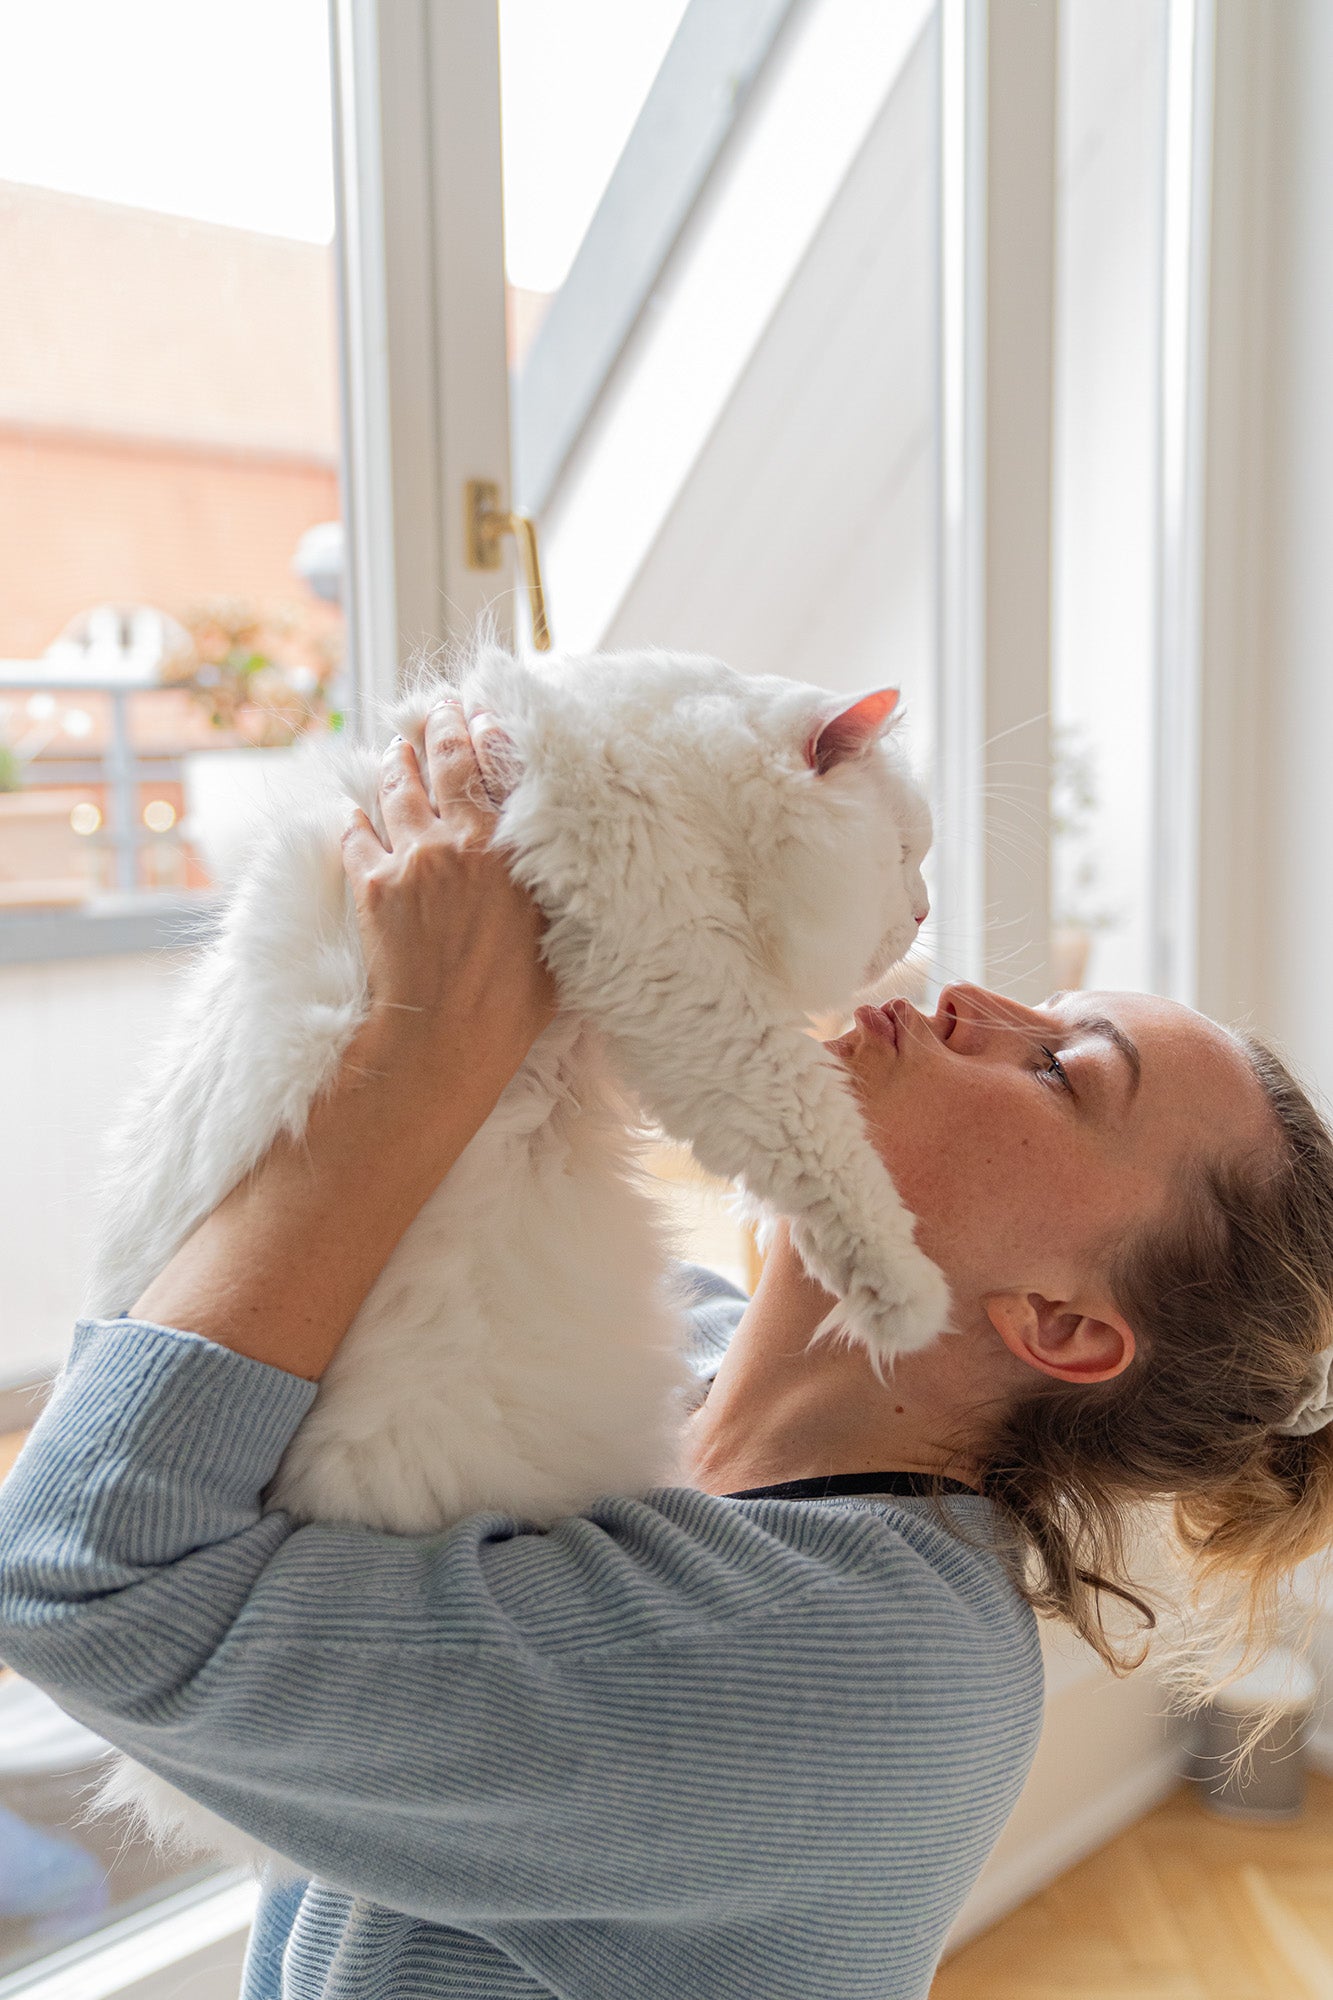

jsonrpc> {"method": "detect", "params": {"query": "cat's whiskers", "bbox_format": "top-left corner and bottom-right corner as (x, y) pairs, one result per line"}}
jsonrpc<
(978, 709), (1051, 752)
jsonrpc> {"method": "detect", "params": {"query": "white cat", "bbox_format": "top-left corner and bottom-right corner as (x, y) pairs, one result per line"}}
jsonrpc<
(85, 641), (947, 1865)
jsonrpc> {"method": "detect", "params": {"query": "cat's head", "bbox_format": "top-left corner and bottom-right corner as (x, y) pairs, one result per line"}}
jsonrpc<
(724, 673), (932, 1013)
(450, 644), (931, 1017)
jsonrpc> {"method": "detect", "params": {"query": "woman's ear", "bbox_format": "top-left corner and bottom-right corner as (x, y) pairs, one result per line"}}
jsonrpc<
(983, 1290), (1136, 1385)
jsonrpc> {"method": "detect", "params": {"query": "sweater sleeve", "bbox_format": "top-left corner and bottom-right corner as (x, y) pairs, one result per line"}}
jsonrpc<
(0, 1314), (1037, 1934)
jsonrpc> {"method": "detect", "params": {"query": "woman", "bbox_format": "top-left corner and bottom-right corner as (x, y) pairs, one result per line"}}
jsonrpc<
(2, 699), (1332, 2000)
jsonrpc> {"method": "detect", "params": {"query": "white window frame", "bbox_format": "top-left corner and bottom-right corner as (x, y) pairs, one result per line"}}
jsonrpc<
(938, 0), (1223, 1011)
(1151, 0), (1215, 1006)
(332, 0), (515, 715)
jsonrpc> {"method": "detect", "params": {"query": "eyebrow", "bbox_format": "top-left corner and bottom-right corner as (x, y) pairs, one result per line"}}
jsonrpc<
(1060, 1008), (1143, 1102)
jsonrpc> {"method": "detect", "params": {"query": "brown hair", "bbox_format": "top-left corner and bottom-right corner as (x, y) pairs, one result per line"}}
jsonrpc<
(962, 1033), (1333, 1683)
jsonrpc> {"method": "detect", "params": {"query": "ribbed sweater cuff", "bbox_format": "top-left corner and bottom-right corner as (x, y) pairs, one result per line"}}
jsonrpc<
(60, 1318), (318, 1499)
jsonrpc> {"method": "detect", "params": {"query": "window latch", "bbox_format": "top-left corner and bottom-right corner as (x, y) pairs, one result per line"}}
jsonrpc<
(464, 480), (551, 651)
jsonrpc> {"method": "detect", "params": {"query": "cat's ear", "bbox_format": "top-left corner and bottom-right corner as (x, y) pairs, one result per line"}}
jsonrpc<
(805, 688), (900, 775)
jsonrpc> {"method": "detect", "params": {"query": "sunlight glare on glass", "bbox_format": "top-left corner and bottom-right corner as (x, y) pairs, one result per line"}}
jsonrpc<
(499, 0), (690, 294)
(0, 0), (334, 241)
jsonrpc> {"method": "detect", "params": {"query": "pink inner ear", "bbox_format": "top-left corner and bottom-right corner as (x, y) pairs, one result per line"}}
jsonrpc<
(805, 688), (900, 775)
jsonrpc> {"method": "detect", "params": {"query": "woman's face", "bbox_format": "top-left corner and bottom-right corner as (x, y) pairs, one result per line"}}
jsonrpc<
(825, 984), (1276, 1327)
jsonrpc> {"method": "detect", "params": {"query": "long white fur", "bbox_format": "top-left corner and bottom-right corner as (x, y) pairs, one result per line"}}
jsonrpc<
(83, 641), (948, 1868)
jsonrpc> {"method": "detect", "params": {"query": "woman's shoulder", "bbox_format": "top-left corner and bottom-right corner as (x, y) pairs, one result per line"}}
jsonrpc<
(592, 1480), (1046, 1835)
(642, 1476), (1039, 1635)
(557, 1475), (1042, 1719)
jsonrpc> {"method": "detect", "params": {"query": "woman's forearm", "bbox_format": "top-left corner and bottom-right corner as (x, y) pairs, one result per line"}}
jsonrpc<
(129, 1009), (506, 1382)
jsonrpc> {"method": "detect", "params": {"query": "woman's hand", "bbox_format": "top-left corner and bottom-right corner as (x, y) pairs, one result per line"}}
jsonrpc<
(342, 696), (557, 1097)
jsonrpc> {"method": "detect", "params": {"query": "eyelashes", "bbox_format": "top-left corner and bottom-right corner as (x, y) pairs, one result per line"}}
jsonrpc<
(1037, 1044), (1071, 1092)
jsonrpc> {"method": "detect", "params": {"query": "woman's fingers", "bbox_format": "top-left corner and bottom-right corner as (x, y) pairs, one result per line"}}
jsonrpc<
(374, 735), (442, 850)
(340, 803), (388, 885)
(342, 697), (501, 894)
(420, 697), (497, 844)
(466, 711), (511, 809)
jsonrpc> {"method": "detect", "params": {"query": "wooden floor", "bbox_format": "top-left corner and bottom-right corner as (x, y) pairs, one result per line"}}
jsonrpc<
(932, 1774), (1333, 2000)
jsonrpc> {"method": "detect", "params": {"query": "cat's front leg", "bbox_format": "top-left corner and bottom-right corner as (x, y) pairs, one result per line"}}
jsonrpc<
(787, 1190), (954, 1377)
(618, 1006), (952, 1371)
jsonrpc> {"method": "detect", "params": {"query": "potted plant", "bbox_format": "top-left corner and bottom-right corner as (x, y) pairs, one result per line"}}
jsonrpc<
(167, 599), (342, 889)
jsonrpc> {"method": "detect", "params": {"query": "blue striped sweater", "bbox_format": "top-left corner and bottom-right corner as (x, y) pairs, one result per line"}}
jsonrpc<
(0, 1273), (1042, 1998)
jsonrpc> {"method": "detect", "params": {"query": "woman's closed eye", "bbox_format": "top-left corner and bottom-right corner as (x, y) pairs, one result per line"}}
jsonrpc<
(1037, 1044), (1072, 1092)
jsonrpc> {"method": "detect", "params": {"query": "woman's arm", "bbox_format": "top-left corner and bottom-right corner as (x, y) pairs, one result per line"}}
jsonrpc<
(130, 697), (555, 1381)
(0, 1323), (1030, 1950)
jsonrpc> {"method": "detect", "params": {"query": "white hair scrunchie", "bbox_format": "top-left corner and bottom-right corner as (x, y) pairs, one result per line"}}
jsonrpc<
(1274, 1345), (1333, 1437)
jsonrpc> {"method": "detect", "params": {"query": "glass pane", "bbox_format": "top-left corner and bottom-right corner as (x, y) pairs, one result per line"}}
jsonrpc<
(0, 0), (346, 922)
(0, 0), (341, 1977)
(501, 0), (691, 311)
(499, 0), (941, 1272)
(1051, 0), (1169, 995)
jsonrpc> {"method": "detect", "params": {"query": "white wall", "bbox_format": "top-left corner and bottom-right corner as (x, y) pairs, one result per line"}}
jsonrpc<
(595, 25), (937, 749)
(1184, 0), (1333, 1098)
(1, 951), (186, 1387)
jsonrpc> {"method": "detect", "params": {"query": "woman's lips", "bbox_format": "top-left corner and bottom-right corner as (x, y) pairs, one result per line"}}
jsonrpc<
(854, 1001), (899, 1047)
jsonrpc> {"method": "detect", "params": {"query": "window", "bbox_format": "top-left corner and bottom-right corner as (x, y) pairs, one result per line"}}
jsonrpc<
(0, 0), (346, 957)
(0, 0), (341, 1984)
(1051, 0), (1167, 997)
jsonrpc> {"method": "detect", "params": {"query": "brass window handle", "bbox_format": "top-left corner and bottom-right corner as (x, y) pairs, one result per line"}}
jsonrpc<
(465, 479), (552, 651)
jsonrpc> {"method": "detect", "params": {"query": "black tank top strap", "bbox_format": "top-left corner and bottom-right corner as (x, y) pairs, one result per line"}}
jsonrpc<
(723, 1470), (977, 1501)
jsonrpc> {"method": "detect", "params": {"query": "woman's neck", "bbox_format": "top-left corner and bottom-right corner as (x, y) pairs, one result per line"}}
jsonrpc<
(684, 1232), (993, 1495)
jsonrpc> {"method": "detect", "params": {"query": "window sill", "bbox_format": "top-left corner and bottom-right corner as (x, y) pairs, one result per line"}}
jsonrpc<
(0, 1872), (256, 2000)
(0, 895), (222, 968)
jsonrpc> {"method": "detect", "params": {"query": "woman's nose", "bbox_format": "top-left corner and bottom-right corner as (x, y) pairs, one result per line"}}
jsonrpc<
(935, 982), (1016, 1050)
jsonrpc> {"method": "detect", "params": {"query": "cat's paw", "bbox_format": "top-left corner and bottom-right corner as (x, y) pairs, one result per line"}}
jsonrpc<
(814, 1248), (952, 1372)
